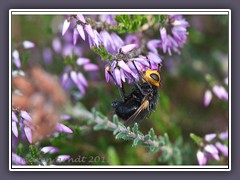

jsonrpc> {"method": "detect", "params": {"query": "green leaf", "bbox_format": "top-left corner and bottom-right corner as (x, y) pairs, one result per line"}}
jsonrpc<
(149, 128), (156, 140)
(16, 143), (24, 156)
(113, 115), (119, 125)
(115, 132), (126, 139)
(190, 133), (202, 145)
(93, 124), (106, 131)
(132, 123), (139, 134)
(107, 147), (120, 165)
(132, 138), (139, 147)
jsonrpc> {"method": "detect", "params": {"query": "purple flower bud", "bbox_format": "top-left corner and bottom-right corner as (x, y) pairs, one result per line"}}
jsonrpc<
(114, 68), (122, 87)
(120, 44), (137, 54)
(77, 14), (86, 23)
(219, 131), (228, 140)
(83, 63), (99, 71)
(85, 24), (94, 38)
(12, 50), (21, 68)
(41, 146), (59, 154)
(56, 123), (73, 134)
(118, 60), (132, 74)
(215, 142), (228, 157)
(160, 28), (167, 52)
(204, 144), (219, 161)
(203, 90), (212, 107)
(73, 28), (79, 45)
(22, 40), (35, 49)
(204, 133), (216, 142)
(12, 121), (18, 138)
(12, 111), (18, 122)
(56, 155), (71, 163)
(92, 29), (102, 47)
(24, 126), (32, 144)
(197, 150), (207, 165)
(52, 38), (62, 53)
(77, 24), (85, 40)
(62, 19), (71, 36)
(12, 153), (26, 165)
(78, 72), (88, 87)
(147, 52), (162, 64)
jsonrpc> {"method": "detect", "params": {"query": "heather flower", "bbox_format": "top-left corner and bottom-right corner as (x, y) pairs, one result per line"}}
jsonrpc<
(76, 24), (85, 40)
(12, 121), (18, 138)
(12, 49), (21, 68)
(56, 123), (73, 134)
(12, 153), (26, 165)
(56, 155), (71, 163)
(24, 126), (32, 144)
(148, 15), (189, 56)
(41, 146), (59, 154)
(43, 48), (53, 65)
(219, 131), (228, 140)
(20, 110), (32, 121)
(12, 111), (18, 122)
(203, 90), (212, 107)
(215, 142), (228, 157)
(212, 85), (228, 101)
(62, 19), (71, 36)
(22, 40), (35, 49)
(195, 131), (228, 165)
(120, 44), (138, 54)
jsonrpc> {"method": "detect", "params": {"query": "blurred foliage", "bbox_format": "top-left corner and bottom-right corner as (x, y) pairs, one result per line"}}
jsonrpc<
(11, 14), (228, 165)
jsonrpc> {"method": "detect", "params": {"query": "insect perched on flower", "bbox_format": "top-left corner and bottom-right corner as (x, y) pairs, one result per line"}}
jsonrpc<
(108, 65), (161, 126)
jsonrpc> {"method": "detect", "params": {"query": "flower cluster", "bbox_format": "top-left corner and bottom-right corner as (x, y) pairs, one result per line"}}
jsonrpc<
(12, 67), (73, 144)
(148, 15), (189, 56)
(196, 131), (228, 165)
(203, 77), (228, 107)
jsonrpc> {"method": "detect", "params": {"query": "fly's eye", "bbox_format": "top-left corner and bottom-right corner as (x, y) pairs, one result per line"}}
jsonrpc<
(150, 73), (159, 82)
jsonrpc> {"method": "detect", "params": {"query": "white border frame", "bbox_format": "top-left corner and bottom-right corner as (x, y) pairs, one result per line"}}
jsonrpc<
(9, 9), (231, 171)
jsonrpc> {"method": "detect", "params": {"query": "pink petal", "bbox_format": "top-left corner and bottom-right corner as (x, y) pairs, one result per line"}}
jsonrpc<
(203, 90), (212, 107)
(76, 57), (90, 66)
(85, 24), (94, 38)
(77, 72), (88, 87)
(83, 63), (99, 71)
(56, 123), (73, 134)
(77, 14), (86, 23)
(12, 111), (18, 122)
(204, 133), (216, 142)
(62, 19), (71, 36)
(147, 52), (162, 64)
(56, 155), (71, 163)
(118, 60), (132, 73)
(114, 68), (122, 87)
(20, 111), (32, 121)
(12, 121), (18, 138)
(12, 153), (26, 165)
(24, 126), (32, 144)
(73, 28), (79, 45)
(41, 146), (59, 154)
(77, 24), (86, 40)
(120, 44), (137, 54)
(22, 41), (35, 49)
(105, 66), (110, 83)
(215, 142), (228, 157)
(197, 150), (207, 165)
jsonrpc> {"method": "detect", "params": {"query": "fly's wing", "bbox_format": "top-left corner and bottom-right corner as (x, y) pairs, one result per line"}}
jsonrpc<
(124, 99), (150, 127)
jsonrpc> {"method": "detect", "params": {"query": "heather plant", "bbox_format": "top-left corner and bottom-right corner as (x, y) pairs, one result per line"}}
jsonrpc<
(11, 14), (229, 166)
